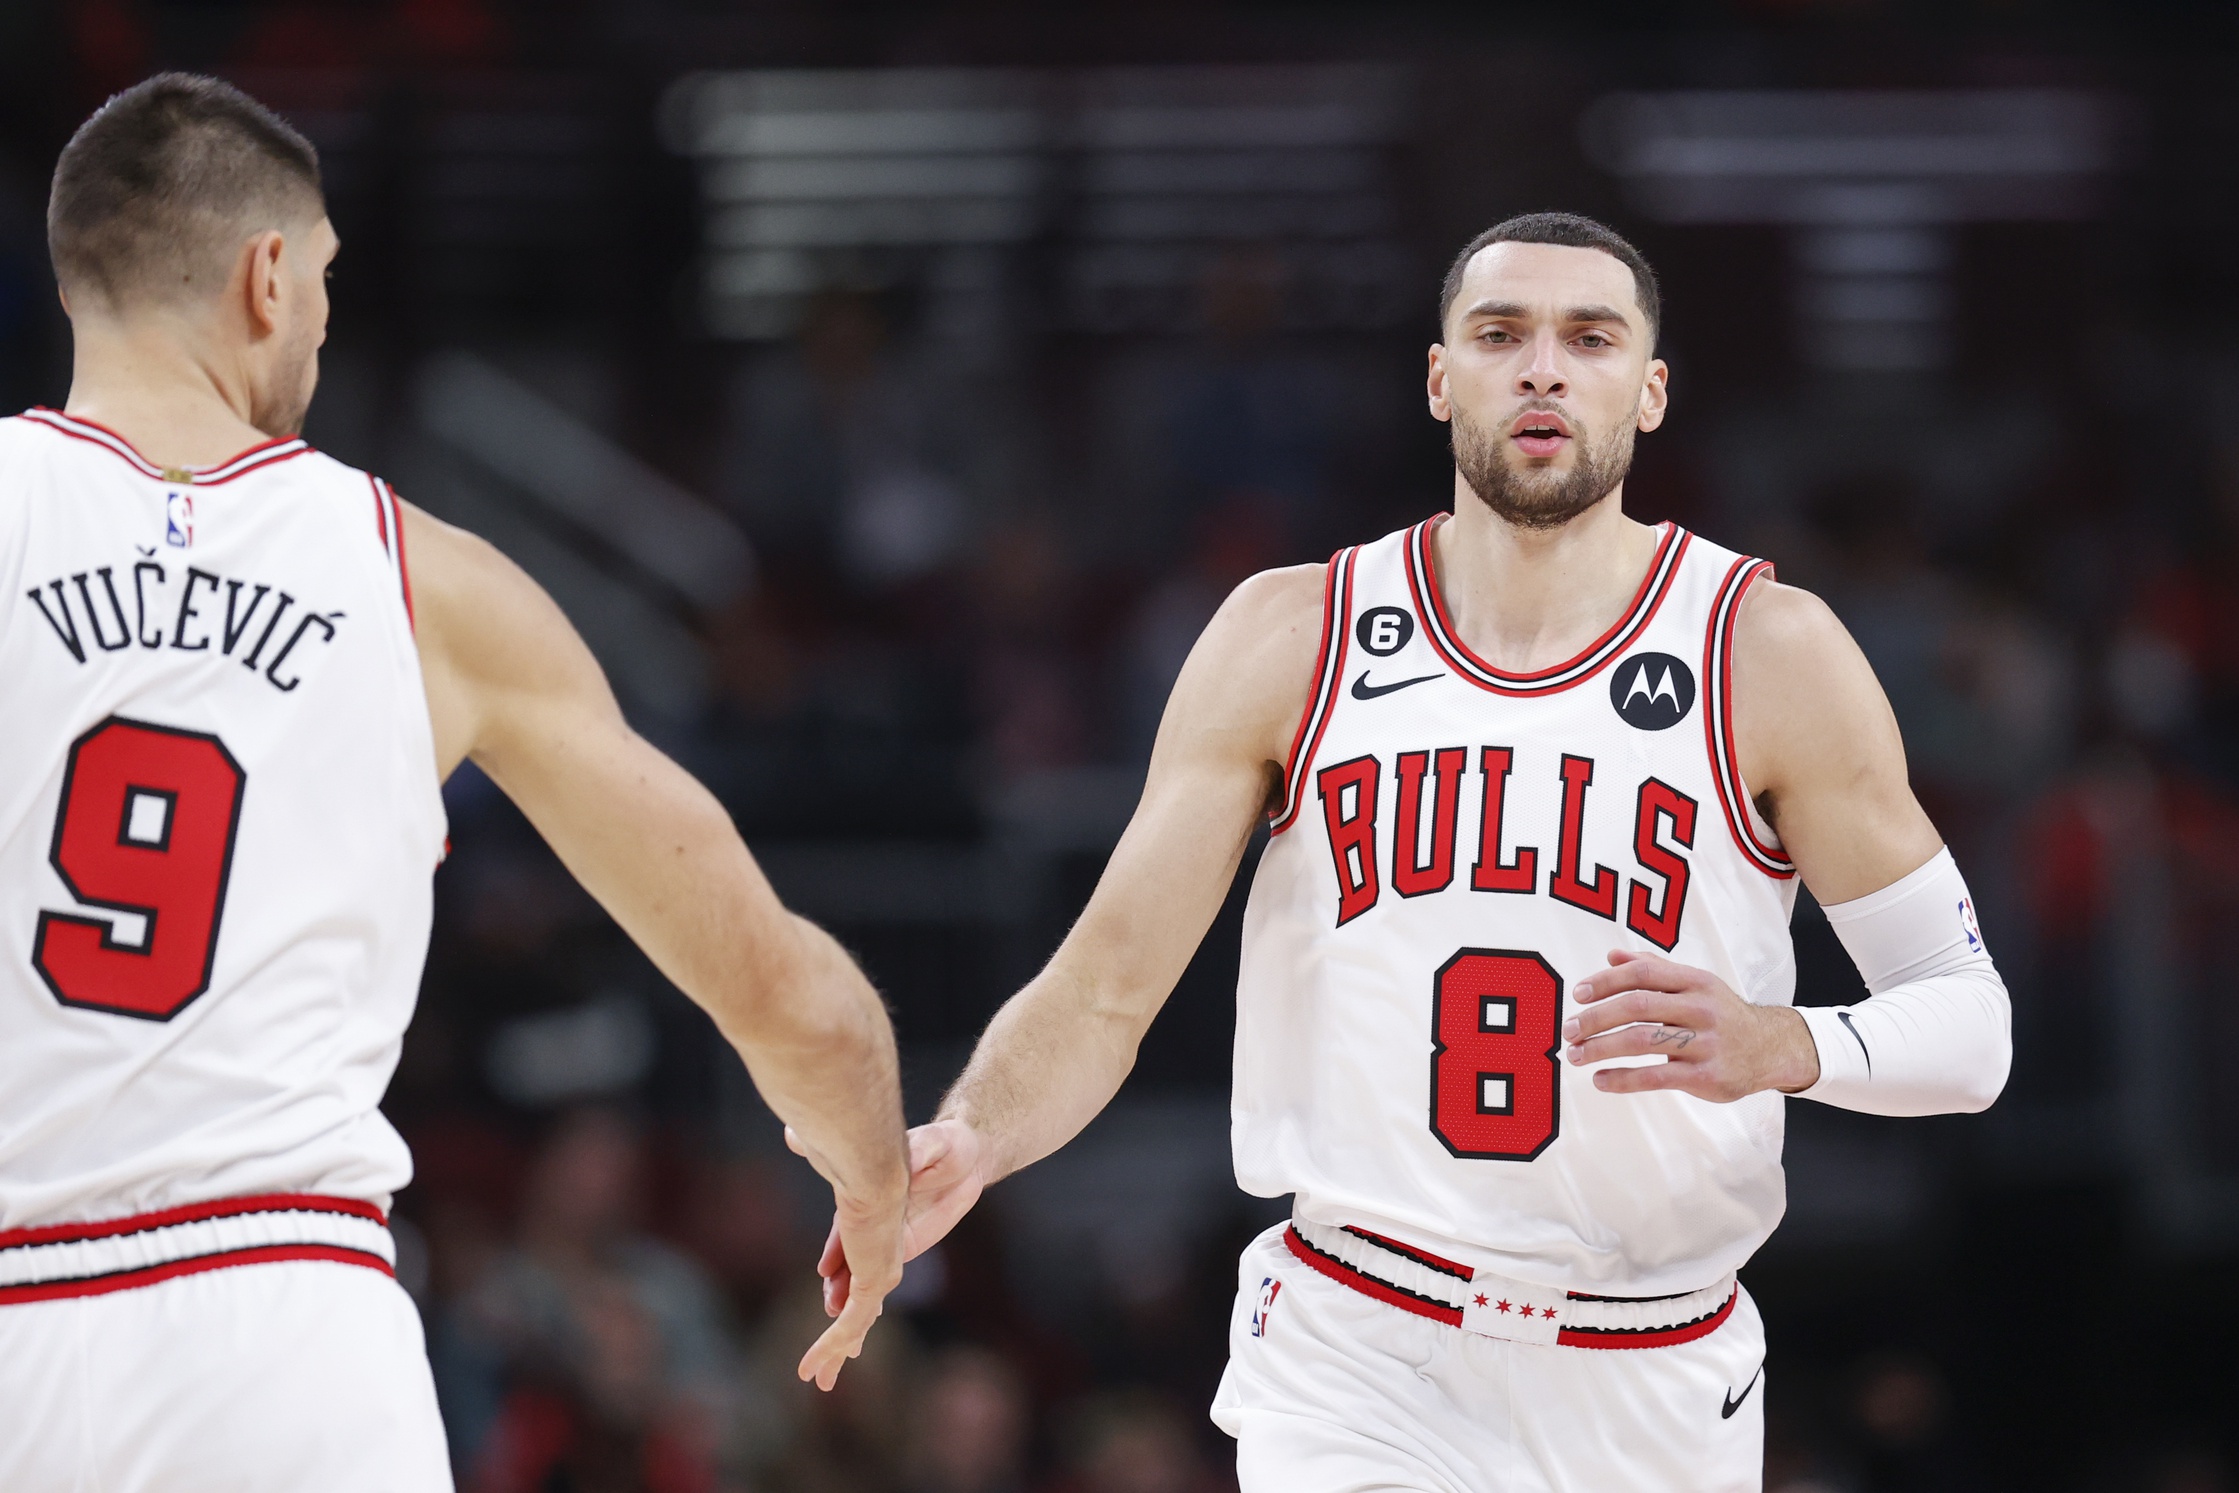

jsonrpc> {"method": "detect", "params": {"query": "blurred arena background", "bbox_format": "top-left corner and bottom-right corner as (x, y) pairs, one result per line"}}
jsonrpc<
(4, 1), (2237, 1488)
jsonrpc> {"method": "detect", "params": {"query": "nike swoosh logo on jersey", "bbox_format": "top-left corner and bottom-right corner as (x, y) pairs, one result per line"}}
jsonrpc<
(1351, 671), (1441, 700)
(1722, 1365), (1763, 1419)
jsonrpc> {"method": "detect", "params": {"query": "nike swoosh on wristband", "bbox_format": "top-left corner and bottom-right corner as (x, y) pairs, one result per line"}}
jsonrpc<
(1351, 671), (1441, 700)
(1722, 1365), (1762, 1419)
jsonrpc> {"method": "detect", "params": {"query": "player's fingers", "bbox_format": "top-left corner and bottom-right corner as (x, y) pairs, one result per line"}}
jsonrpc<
(1590, 1060), (1697, 1095)
(1563, 988), (1705, 1044)
(1566, 1021), (1710, 1068)
(1570, 953), (1705, 1006)
(796, 1288), (884, 1391)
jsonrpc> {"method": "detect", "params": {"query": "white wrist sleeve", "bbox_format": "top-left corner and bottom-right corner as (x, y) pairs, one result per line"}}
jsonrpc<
(1794, 848), (2012, 1116)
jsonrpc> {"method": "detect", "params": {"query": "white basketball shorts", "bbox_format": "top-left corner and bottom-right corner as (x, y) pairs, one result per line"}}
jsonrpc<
(1211, 1222), (1765, 1493)
(0, 1258), (452, 1492)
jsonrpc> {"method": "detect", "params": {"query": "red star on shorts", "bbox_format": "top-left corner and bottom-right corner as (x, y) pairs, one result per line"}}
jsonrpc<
(1474, 1294), (1489, 1307)
(1540, 1307), (1557, 1318)
(1496, 1299), (1513, 1313)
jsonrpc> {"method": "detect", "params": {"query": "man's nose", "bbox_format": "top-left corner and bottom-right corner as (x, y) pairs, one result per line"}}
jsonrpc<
(1516, 332), (1566, 397)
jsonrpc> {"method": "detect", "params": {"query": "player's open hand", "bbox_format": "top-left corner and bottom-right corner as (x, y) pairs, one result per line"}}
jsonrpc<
(1563, 949), (1820, 1102)
(797, 1118), (991, 1363)
(785, 1127), (906, 1392)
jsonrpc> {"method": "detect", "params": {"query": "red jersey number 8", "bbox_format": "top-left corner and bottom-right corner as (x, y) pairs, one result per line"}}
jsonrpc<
(34, 717), (247, 1021)
(1430, 948), (1563, 1160)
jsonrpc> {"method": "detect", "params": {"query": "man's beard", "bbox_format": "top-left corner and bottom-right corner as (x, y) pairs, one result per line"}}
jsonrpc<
(251, 345), (319, 439)
(1452, 402), (1635, 532)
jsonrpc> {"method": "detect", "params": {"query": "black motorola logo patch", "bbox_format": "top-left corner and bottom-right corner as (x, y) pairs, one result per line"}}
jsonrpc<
(1356, 607), (1415, 657)
(1609, 652), (1695, 731)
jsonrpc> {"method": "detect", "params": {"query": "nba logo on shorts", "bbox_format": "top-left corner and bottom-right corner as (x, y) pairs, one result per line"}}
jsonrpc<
(165, 491), (194, 548)
(1958, 897), (1982, 952)
(1251, 1276), (1282, 1337)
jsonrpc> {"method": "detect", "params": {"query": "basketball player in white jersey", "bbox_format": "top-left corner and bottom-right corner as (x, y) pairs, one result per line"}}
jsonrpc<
(815, 214), (2013, 1491)
(0, 75), (907, 1491)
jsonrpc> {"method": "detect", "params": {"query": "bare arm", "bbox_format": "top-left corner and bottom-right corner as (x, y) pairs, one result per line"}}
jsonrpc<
(860, 564), (1325, 1269)
(1564, 577), (1990, 1107)
(1732, 580), (1943, 904)
(404, 503), (904, 1387)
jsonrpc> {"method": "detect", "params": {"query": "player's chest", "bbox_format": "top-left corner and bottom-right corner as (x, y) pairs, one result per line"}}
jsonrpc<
(1297, 653), (1714, 949)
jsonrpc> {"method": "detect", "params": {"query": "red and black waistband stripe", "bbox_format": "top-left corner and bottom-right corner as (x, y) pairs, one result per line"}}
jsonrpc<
(1340, 1225), (1473, 1281)
(1554, 1288), (1736, 1351)
(0, 1242), (394, 1307)
(1283, 1225), (1464, 1327)
(0, 1192), (386, 1251)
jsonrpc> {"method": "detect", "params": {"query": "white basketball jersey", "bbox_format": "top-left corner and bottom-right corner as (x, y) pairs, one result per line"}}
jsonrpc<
(1235, 515), (1799, 1297)
(0, 409), (444, 1231)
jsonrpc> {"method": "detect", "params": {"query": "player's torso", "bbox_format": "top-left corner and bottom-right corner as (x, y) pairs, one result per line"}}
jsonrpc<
(1235, 515), (1799, 1295)
(0, 410), (444, 1229)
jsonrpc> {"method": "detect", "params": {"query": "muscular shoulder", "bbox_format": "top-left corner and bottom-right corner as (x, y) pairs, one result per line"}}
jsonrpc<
(1157, 561), (1329, 775)
(1728, 578), (1892, 765)
(401, 501), (616, 777)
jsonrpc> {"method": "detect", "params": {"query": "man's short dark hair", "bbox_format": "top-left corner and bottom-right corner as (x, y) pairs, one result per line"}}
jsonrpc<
(49, 73), (323, 310)
(1438, 212), (1661, 350)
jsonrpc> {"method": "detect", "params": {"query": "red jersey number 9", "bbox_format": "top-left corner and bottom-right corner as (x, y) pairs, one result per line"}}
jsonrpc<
(33, 717), (247, 1021)
(1430, 948), (1563, 1161)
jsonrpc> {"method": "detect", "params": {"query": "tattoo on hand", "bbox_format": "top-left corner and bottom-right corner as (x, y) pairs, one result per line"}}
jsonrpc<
(1649, 1025), (1695, 1049)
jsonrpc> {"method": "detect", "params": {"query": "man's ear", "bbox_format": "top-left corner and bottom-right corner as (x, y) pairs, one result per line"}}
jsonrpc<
(1636, 357), (1669, 434)
(1427, 343), (1453, 423)
(243, 229), (288, 337)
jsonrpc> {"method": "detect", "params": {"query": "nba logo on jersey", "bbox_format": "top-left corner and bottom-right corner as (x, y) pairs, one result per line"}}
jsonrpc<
(165, 490), (194, 547)
(1959, 897), (1982, 952)
(1251, 1276), (1282, 1337)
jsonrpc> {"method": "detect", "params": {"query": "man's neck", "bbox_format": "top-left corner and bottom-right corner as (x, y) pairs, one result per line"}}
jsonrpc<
(1429, 471), (1662, 674)
(63, 314), (270, 470)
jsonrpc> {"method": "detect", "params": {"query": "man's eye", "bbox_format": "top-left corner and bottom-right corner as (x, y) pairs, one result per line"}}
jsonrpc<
(1577, 333), (1608, 348)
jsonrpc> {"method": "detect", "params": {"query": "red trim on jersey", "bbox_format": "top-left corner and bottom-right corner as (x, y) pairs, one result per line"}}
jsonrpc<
(1283, 1225), (1464, 1326)
(1701, 557), (1793, 878)
(1556, 1285), (1736, 1350)
(19, 408), (311, 485)
(371, 474), (393, 553)
(1269, 547), (1357, 835)
(0, 1243), (394, 1307)
(390, 484), (417, 632)
(1407, 515), (1689, 697)
(0, 1192), (388, 1251)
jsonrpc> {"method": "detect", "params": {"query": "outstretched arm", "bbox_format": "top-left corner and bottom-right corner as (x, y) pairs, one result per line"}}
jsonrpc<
(856, 564), (1326, 1289)
(403, 504), (905, 1389)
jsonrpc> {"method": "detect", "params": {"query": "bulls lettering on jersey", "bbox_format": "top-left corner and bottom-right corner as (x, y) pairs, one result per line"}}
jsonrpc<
(1234, 516), (1801, 1296)
(0, 409), (443, 1231)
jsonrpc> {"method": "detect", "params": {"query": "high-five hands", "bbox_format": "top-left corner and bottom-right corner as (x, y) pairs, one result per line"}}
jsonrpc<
(1564, 949), (1821, 1101)
(801, 1117), (993, 1355)
(784, 1127), (908, 1392)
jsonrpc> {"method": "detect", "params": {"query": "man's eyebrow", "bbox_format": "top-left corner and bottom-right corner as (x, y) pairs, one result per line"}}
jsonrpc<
(1564, 304), (1631, 326)
(1459, 300), (1634, 328)
(1460, 300), (1530, 321)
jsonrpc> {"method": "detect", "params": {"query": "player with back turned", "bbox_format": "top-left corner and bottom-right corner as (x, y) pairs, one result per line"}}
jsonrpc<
(0, 75), (907, 1491)
(830, 214), (2014, 1491)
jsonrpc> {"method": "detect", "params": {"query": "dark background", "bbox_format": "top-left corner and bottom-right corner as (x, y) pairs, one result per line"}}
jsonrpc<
(8, 2), (2239, 1490)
